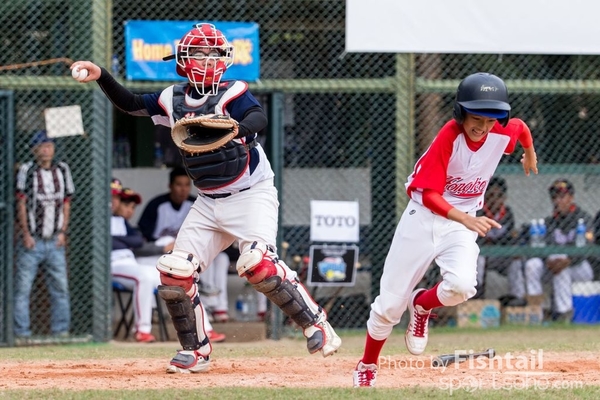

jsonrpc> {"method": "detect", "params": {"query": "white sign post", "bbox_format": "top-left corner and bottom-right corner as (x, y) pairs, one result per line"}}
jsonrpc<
(310, 200), (359, 243)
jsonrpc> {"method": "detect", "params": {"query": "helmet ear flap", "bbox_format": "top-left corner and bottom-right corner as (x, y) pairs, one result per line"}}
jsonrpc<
(453, 102), (464, 125)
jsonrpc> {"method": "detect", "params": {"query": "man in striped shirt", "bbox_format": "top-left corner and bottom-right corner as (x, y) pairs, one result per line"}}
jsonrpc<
(14, 130), (75, 341)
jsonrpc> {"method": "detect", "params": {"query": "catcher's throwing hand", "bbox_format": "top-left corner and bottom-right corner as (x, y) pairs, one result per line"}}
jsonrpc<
(69, 61), (102, 83)
(172, 114), (239, 153)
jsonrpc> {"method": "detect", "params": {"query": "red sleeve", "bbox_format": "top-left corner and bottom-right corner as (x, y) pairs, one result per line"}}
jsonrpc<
(422, 189), (453, 217)
(406, 121), (459, 198)
(518, 122), (533, 148)
(493, 118), (532, 153)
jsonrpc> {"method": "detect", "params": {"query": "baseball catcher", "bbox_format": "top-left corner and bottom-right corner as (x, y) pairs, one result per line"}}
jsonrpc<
(70, 22), (341, 375)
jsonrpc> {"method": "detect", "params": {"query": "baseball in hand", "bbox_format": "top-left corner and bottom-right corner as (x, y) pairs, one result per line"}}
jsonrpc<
(71, 66), (89, 82)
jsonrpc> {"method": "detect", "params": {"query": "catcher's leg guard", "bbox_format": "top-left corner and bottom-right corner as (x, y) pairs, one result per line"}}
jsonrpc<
(157, 286), (210, 353)
(156, 250), (213, 373)
(156, 249), (202, 297)
(237, 242), (342, 357)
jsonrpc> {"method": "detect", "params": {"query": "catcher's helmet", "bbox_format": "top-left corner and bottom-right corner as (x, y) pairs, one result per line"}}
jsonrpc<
(164, 23), (234, 96)
(453, 72), (511, 127)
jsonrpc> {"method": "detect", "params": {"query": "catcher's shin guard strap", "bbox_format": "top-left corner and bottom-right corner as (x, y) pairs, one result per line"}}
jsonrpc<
(254, 277), (319, 329)
(157, 285), (207, 350)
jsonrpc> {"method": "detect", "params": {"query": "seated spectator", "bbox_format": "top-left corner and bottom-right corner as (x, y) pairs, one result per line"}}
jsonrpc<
(136, 167), (193, 255)
(475, 176), (521, 299)
(509, 179), (594, 322)
(110, 181), (160, 343)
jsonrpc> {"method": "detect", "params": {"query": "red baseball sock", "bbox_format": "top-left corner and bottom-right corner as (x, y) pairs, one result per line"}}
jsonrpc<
(361, 331), (387, 365)
(414, 282), (444, 311)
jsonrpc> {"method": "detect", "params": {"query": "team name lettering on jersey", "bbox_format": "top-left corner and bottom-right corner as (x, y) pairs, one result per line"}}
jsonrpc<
(445, 176), (488, 198)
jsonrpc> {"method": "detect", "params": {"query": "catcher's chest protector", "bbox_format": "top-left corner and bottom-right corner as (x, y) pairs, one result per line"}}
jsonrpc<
(172, 84), (249, 190)
(182, 141), (249, 189)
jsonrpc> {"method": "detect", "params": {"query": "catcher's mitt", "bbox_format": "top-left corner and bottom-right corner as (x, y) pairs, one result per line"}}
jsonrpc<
(172, 114), (239, 153)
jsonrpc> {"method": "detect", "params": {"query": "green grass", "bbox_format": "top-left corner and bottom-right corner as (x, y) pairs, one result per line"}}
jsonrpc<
(2, 387), (600, 400)
(4, 323), (600, 361)
(1, 324), (600, 399)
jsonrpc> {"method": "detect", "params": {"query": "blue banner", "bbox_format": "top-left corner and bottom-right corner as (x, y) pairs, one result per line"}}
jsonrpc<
(124, 20), (260, 82)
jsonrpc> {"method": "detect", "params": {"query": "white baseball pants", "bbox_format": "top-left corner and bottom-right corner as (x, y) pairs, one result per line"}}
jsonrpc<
(175, 179), (279, 270)
(367, 200), (479, 340)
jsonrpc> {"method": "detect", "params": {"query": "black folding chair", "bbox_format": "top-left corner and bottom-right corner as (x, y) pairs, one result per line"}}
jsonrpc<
(112, 281), (170, 341)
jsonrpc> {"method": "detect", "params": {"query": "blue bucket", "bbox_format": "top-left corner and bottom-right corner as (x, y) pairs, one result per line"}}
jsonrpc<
(572, 295), (600, 324)
(572, 281), (600, 324)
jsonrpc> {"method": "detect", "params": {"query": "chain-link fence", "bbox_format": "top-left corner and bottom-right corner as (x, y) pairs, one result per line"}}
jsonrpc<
(3, 1), (600, 347)
(0, 1), (112, 346)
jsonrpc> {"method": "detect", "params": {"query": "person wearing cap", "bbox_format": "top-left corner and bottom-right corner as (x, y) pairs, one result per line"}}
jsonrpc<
(510, 179), (594, 322)
(118, 187), (143, 220)
(14, 130), (75, 342)
(110, 180), (162, 343)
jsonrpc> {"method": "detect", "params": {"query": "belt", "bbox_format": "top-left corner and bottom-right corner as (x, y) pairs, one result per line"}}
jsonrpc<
(201, 187), (250, 199)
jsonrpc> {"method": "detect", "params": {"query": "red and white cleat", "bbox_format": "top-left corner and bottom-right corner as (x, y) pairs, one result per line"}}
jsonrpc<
(405, 288), (432, 355)
(303, 317), (342, 357)
(353, 361), (378, 387)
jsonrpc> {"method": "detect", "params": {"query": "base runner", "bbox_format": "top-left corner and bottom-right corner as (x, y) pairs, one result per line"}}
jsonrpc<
(353, 72), (538, 387)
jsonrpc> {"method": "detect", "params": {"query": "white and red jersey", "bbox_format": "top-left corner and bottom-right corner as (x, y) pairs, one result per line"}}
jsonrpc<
(406, 118), (528, 214)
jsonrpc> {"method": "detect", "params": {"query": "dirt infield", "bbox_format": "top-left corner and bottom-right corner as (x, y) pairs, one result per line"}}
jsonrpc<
(2, 344), (599, 390)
